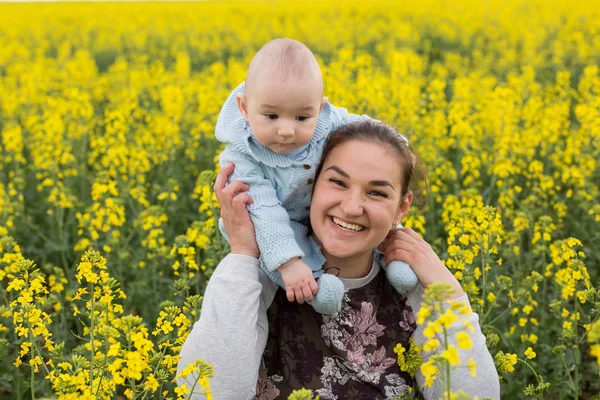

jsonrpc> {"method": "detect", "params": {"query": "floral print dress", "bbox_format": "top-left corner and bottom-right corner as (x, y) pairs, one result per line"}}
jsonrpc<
(255, 268), (417, 399)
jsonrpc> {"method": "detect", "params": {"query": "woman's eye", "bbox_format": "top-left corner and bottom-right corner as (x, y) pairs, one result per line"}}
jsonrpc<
(369, 190), (388, 198)
(329, 178), (345, 187)
(296, 116), (309, 122)
(265, 114), (278, 120)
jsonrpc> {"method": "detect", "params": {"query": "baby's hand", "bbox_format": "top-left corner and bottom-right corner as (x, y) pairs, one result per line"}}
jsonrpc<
(278, 258), (319, 304)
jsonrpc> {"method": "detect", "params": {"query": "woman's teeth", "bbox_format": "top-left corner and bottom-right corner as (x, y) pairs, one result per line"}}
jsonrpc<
(332, 217), (365, 232)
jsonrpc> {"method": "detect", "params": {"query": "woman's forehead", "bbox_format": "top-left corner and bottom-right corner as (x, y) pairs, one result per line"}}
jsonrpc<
(323, 140), (402, 185)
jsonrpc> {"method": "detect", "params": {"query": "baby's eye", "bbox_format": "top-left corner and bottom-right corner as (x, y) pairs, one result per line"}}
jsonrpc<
(265, 114), (278, 120)
(368, 190), (388, 198)
(296, 116), (309, 122)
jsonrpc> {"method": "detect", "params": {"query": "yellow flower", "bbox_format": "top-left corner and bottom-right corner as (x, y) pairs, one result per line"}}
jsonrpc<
(456, 332), (473, 350)
(495, 351), (518, 373)
(442, 344), (461, 366)
(420, 359), (438, 387)
(144, 373), (159, 392)
(528, 334), (538, 344)
(423, 322), (441, 339)
(417, 305), (432, 325)
(438, 309), (458, 329)
(468, 357), (477, 377)
(424, 339), (440, 352)
(524, 347), (536, 359)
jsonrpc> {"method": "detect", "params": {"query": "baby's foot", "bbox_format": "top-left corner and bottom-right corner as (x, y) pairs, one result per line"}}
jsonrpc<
(309, 274), (344, 314)
(387, 260), (419, 294)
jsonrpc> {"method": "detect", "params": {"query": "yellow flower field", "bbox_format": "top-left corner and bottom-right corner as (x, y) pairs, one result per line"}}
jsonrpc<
(0, 0), (599, 398)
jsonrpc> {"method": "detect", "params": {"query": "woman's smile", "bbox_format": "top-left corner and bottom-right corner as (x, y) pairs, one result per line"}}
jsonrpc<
(329, 216), (366, 233)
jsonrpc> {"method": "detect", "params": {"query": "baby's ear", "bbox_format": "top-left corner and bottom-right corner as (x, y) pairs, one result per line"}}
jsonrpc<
(320, 96), (328, 111)
(236, 93), (249, 120)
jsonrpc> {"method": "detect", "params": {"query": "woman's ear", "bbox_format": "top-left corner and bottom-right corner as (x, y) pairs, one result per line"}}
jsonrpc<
(236, 92), (249, 120)
(396, 190), (413, 223)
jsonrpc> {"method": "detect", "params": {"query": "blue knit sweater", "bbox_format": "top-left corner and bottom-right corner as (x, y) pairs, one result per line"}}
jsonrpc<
(216, 82), (368, 273)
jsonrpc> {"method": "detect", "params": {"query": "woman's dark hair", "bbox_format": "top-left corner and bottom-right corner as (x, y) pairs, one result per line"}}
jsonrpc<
(314, 120), (428, 211)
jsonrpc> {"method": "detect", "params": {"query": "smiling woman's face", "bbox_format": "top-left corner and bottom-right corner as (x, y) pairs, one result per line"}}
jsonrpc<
(309, 139), (407, 263)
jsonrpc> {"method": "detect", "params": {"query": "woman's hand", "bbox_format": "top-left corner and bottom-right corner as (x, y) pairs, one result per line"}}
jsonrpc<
(379, 227), (465, 299)
(213, 163), (260, 259)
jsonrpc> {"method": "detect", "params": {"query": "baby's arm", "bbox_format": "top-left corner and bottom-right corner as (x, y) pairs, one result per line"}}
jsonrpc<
(327, 103), (372, 130)
(219, 148), (318, 303)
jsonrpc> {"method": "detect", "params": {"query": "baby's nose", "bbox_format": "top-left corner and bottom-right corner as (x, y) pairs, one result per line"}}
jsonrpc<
(278, 124), (295, 137)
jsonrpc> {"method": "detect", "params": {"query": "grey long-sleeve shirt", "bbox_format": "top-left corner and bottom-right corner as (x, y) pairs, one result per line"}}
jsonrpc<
(177, 254), (500, 399)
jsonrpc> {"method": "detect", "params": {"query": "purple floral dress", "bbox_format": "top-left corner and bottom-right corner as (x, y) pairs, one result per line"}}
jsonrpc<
(254, 268), (417, 399)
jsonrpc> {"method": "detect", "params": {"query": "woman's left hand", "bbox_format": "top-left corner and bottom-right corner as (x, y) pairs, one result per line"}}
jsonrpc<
(214, 163), (260, 259)
(379, 227), (465, 299)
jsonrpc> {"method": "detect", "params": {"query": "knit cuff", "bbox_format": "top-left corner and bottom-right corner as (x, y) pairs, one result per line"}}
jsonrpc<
(260, 240), (305, 272)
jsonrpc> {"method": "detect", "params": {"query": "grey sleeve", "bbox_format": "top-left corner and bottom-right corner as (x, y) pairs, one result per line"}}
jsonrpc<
(407, 285), (500, 400)
(177, 253), (278, 399)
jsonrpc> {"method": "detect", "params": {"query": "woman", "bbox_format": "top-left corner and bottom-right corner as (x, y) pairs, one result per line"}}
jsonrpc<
(178, 121), (500, 399)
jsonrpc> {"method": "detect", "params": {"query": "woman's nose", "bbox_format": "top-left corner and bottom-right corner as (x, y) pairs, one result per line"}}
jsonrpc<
(339, 189), (363, 216)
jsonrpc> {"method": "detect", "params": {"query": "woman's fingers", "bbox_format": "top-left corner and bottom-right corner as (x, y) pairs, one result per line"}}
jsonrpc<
(232, 191), (253, 208)
(222, 180), (250, 199)
(230, 193), (253, 223)
(383, 245), (416, 265)
(213, 162), (234, 195)
(381, 229), (418, 253)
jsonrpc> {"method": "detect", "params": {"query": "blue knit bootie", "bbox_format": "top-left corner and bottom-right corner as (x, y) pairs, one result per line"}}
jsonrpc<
(309, 273), (345, 315)
(386, 260), (419, 294)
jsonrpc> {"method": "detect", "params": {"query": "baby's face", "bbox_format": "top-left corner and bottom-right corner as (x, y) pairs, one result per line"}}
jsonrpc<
(238, 76), (326, 154)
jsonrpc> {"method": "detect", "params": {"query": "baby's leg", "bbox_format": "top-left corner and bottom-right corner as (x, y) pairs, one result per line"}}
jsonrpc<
(303, 235), (344, 314)
(386, 260), (419, 294)
(294, 222), (344, 314)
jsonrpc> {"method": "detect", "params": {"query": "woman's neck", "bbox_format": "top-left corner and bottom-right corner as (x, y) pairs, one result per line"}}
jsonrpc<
(322, 250), (374, 279)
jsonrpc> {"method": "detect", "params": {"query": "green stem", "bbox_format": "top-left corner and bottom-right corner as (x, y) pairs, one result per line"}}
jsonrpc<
(31, 343), (50, 376)
(480, 250), (487, 321)
(94, 304), (111, 396)
(573, 299), (580, 398)
(126, 324), (137, 398)
(30, 334), (35, 400)
(186, 368), (202, 400)
(516, 357), (541, 384)
(89, 282), (95, 391)
(140, 341), (171, 400)
(441, 300), (451, 398)
(560, 354), (576, 395)
(21, 217), (56, 248)
(57, 206), (68, 269)
(487, 289), (530, 326)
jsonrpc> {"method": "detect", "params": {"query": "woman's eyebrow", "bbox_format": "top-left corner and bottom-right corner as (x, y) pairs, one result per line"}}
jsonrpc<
(325, 165), (395, 191)
(325, 165), (349, 177)
(370, 180), (396, 191)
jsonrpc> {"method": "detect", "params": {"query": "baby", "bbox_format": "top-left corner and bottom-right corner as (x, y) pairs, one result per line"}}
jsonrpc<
(216, 38), (418, 314)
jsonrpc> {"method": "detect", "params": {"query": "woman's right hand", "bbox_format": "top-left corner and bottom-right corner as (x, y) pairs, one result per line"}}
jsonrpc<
(214, 163), (260, 259)
(379, 227), (464, 299)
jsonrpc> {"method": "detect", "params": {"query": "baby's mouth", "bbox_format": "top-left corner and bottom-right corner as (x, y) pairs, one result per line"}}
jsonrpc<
(331, 216), (365, 232)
